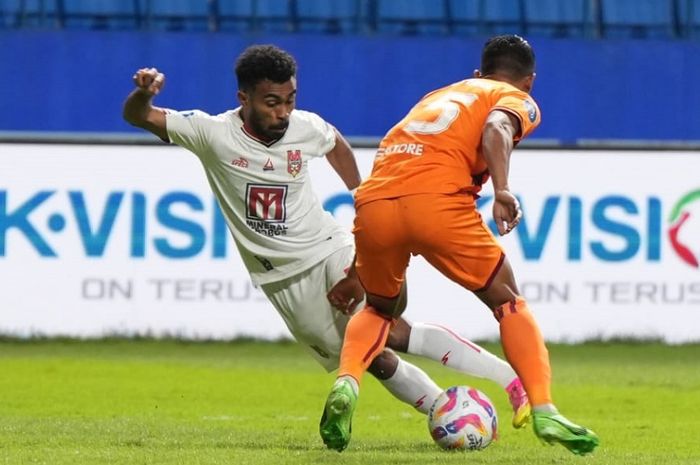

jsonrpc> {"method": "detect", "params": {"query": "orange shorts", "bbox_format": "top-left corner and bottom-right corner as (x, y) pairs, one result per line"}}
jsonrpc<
(353, 193), (504, 298)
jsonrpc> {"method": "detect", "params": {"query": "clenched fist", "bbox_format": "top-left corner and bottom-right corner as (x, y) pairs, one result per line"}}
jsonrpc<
(493, 189), (522, 236)
(133, 67), (165, 96)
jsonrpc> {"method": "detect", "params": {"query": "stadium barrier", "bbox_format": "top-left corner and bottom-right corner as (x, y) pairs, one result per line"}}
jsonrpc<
(1, 143), (699, 343)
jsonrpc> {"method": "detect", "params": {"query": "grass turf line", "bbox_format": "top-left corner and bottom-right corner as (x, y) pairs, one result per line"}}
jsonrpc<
(0, 340), (699, 465)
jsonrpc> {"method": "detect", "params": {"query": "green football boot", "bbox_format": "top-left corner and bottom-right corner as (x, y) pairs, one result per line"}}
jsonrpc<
(319, 379), (357, 452)
(533, 411), (600, 455)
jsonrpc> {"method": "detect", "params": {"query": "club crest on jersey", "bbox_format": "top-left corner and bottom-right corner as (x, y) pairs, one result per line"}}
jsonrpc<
(231, 157), (249, 168)
(287, 150), (302, 177)
(263, 158), (274, 171)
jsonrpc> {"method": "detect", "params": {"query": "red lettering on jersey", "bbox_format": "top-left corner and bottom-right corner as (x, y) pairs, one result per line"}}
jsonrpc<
(232, 157), (249, 168)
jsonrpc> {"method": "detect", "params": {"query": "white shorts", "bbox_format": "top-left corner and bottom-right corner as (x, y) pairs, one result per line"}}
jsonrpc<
(260, 245), (361, 372)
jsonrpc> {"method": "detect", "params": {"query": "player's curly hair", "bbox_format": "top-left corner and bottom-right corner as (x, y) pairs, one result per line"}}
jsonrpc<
(235, 44), (297, 91)
(480, 35), (535, 80)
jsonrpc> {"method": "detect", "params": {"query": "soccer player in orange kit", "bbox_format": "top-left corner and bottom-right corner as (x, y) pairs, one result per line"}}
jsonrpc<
(320, 35), (600, 456)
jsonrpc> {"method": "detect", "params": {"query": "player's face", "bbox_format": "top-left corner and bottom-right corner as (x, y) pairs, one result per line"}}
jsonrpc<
(239, 78), (297, 140)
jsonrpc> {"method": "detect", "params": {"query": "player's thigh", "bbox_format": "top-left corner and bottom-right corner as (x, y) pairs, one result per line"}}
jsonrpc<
(406, 193), (504, 292)
(261, 249), (355, 371)
(353, 199), (411, 298)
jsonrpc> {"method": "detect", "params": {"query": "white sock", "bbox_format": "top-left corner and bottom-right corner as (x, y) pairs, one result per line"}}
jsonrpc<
(408, 322), (517, 388)
(379, 357), (442, 415)
(533, 403), (558, 414)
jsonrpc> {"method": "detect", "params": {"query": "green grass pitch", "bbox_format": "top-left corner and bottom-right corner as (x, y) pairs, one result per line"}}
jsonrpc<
(1, 339), (699, 464)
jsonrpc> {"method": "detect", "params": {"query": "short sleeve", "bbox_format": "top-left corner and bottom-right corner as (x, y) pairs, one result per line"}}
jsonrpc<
(492, 94), (541, 140)
(297, 111), (336, 157)
(165, 109), (215, 155)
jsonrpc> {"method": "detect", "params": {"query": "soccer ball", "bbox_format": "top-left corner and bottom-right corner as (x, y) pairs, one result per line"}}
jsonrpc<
(427, 386), (498, 451)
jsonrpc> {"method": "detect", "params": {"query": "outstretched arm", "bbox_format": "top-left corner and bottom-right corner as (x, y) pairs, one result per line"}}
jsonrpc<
(325, 129), (361, 191)
(123, 67), (169, 142)
(324, 129), (363, 313)
(481, 110), (522, 236)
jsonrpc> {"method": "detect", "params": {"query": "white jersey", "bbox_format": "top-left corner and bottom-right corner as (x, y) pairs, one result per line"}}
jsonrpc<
(166, 108), (353, 286)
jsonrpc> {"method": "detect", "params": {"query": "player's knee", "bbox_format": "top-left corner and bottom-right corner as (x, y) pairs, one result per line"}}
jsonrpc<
(365, 299), (395, 318)
(367, 286), (407, 318)
(367, 349), (399, 380)
(476, 283), (520, 311)
(386, 319), (410, 353)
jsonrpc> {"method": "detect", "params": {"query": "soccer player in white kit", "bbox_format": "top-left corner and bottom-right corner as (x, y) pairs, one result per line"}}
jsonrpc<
(123, 44), (530, 435)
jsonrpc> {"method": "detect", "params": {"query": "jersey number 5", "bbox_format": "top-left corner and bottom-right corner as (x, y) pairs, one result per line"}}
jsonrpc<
(404, 91), (477, 135)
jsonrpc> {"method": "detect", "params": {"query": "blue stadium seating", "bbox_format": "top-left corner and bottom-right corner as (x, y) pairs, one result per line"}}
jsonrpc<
(219, 0), (292, 33)
(215, 0), (253, 32)
(2, 0), (698, 40)
(478, 0), (526, 35)
(296, 0), (361, 34)
(375, 0), (448, 35)
(524, 0), (594, 38)
(0, 0), (19, 27)
(446, 0), (480, 35)
(61, 0), (141, 30)
(600, 0), (676, 38)
(4, 0), (60, 28)
(145, 0), (212, 32)
(678, 0), (700, 37)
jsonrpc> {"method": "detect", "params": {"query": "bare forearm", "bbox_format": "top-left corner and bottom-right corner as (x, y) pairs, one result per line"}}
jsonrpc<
(327, 153), (361, 190)
(327, 131), (361, 190)
(122, 86), (168, 141)
(123, 89), (155, 127)
(482, 111), (522, 236)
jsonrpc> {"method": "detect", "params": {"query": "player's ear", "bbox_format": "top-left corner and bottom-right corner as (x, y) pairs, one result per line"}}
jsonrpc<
(473, 69), (482, 78)
(237, 89), (249, 107)
(523, 73), (535, 93)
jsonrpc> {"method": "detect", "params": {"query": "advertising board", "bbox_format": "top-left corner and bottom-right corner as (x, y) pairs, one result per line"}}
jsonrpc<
(1, 144), (698, 342)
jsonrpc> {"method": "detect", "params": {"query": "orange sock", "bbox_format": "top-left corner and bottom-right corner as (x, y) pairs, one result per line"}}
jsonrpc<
(496, 297), (552, 406)
(337, 306), (392, 385)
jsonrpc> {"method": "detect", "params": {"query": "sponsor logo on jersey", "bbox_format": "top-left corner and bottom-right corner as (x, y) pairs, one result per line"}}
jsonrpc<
(246, 185), (287, 222)
(287, 150), (302, 177)
(245, 184), (289, 237)
(231, 157), (249, 168)
(263, 158), (274, 171)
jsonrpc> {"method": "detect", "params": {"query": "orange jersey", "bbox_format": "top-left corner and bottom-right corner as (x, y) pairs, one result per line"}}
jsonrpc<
(355, 78), (540, 207)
